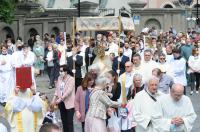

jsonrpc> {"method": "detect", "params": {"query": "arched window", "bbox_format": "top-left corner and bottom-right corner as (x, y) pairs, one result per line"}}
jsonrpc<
(0, 27), (14, 43)
(28, 28), (38, 37)
(120, 12), (130, 17)
(51, 27), (60, 36)
(163, 4), (173, 8)
(145, 18), (161, 30)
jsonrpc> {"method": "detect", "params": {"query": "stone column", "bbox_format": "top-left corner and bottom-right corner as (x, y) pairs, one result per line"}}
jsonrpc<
(43, 21), (48, 35)
(18, 17), (25, 41)
(65, 18), (72, 34)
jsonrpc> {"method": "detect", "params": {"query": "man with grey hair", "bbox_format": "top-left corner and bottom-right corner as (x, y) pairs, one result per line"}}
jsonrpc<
(133, 76), (163, 132)
(118, 61), (134, 104)
(152, 84), (196, 132)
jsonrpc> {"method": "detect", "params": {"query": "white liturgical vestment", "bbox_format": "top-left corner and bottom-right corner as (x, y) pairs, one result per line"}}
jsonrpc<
(152, 94), (197, 132)
(133, 89), (163, 132)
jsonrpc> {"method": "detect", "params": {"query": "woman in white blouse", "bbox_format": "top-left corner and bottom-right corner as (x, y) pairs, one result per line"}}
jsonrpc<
(188, 48), (200, 95)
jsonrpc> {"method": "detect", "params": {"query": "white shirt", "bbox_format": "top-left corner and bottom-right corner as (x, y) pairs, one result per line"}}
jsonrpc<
(188, 55), (200, 73)
(108, 42), (119, 56)
(118, 72), (134, 103)
(123, 48), (132, 61)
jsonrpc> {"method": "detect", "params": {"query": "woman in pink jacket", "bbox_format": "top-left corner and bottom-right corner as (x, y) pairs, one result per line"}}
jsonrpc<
(52, 65), (75, 132)
(74, 72), (95, 132)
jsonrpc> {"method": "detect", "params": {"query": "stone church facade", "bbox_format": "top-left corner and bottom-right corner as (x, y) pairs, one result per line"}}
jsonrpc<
(0, 0), (199, 43)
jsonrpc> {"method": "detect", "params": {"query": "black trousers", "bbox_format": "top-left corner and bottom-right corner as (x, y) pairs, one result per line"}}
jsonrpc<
(121, 128), (135, 132)
(190, 72), (200, 91)
(81, 122), (85, 132)
(59, 102), (74, 132)
(47, 66), (55, 86)
(47, 65), (60, 86)
(75, 78), (82, 92)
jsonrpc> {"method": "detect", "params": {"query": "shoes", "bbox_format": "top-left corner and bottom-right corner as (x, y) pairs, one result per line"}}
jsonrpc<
(190, 91), (193, 95)
(49, 85), (53, 89)
(196, 91), (199, 94)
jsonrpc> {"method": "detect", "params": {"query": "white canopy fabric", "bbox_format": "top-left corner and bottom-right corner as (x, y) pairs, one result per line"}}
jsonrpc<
(76, 16), (135, 31)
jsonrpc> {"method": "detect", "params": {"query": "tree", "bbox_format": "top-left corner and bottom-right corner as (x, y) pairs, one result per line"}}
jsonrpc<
(0, 0), (19, 24)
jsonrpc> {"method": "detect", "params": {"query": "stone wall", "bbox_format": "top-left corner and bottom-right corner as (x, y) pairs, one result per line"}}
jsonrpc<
(131, 8), (193, 34)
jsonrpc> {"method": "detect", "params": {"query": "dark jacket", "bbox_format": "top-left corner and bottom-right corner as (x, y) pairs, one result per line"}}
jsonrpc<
(127, 84), (144, 100)
(44, 50), (59, 67)
(67, 53), (83, 78)
(85, 47), (96, 71)
(111, 82), (121, 101)
(112, 55), (129, 75)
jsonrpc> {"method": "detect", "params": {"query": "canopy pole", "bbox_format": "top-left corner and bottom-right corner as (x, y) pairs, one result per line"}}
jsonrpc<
(72, 17), (76, 78)
(117, 16), (122, 77)
(89, 31), (92, 66)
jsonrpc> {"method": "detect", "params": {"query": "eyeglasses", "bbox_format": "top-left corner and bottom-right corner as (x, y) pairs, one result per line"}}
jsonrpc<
(60, 70), (64, 72)
(159, 58), (166, 60)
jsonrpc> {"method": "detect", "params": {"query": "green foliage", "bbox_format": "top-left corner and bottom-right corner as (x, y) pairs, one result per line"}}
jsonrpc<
(0, 0), (18, 24)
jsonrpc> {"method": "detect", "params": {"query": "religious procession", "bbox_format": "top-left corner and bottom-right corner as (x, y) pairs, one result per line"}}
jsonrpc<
(0, 16), (198, 132)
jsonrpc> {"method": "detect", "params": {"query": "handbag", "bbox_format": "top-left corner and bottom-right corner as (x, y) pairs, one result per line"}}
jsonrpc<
(107, 112), (121, 132)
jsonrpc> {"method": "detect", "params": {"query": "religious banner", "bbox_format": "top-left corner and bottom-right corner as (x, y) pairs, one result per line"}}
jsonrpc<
(16, 67), (32, 89)
(76, 16), (119, 31)
(121, 17), (135, 31)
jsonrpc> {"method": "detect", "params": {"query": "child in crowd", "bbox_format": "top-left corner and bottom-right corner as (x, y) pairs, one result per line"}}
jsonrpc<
(42, 104), (57, 124)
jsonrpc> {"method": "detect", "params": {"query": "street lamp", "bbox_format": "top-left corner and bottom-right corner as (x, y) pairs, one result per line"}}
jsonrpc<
(196, 0), (200, 25)
(78, 0), (80, 17)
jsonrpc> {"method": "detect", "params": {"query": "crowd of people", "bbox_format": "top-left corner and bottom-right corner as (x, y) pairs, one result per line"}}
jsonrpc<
(0, 26), (199, 132)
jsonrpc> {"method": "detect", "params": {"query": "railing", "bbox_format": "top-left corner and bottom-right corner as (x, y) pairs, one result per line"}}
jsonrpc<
(99, 8), (115, 16)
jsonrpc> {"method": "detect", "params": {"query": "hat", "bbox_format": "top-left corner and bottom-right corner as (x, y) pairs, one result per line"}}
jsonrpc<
(142, 27), (149, 33)
(160, 65), (167, 73)
(52, 44), (58, 49)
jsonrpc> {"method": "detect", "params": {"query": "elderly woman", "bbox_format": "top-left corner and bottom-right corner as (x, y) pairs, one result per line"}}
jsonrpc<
(33, 35), (45, 76)
(75, 72), (95, 132)
(127, 73), (144, 100)
(85, 75), (120, 132)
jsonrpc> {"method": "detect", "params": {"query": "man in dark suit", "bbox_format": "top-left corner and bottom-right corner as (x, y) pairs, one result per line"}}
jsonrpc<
(85, 39), (96, 71)
(67, 46), (83, 92)
(112, 47), (129, 75)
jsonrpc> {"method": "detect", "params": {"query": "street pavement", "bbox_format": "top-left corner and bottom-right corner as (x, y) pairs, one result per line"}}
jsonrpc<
(36, 75), (200, 132)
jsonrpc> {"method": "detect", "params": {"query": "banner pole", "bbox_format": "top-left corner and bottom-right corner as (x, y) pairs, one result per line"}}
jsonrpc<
(117, 16), (122, 77)
(72, 17), (76, 78)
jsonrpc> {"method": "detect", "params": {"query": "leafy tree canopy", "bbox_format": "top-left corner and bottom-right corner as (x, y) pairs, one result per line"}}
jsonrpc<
(0, 0), (19, 24)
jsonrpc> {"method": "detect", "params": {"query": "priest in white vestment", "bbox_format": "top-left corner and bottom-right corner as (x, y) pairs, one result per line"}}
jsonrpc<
(0, 45), (15, 104)
(132, 53), (145, 82)
(152, 84), (197, 132)
(5, 85), (44, 132)
(141, 49), (159, 83)
(133, 76), (163, 132)
(13, 44), (36, 88)
(170, 48), (187, 94)
(118, 62), (134, 103)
